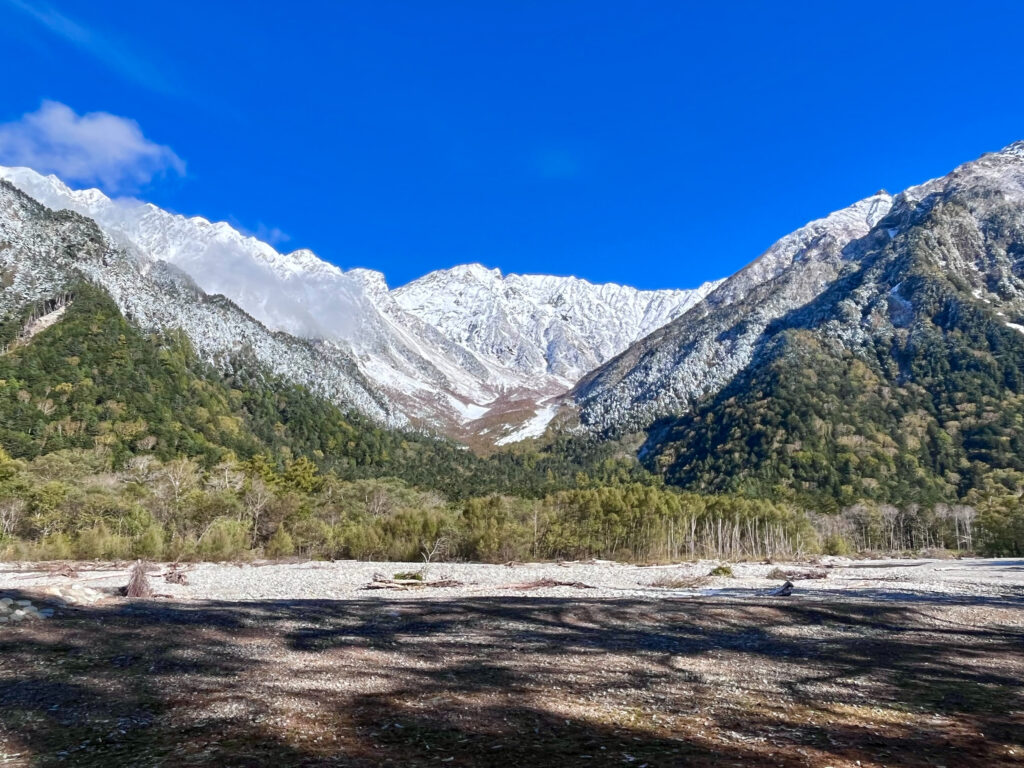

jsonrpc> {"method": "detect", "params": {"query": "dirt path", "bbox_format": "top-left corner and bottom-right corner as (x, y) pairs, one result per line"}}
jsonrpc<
(0, 593), (1021, 767)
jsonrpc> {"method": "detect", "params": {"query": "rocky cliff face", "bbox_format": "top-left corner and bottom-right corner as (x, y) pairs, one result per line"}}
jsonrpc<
(572, 191), (894, 430)
(572, 141), (1024, 503)
(0, 180), (401, 425)
(0, 166), (713, 442)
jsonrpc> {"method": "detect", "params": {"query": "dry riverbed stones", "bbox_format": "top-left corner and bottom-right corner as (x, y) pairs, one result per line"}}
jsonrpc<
(0, 596), (54, 624)
(46, 583), (104, 605)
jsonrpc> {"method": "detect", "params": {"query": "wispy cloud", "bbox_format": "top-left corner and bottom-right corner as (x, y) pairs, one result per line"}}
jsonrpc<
(231, 217), (293, 247)
(0, 101), (184, 192)
(3, 0), (177, 95)
(255, 224), (291, 247)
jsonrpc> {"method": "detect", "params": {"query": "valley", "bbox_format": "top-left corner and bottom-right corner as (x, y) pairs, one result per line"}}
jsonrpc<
(1, 557), (1022, 767)
(3, 6), (1024, 767)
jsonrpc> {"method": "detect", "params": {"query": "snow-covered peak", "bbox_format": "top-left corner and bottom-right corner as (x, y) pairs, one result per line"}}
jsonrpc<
(0, 163), (725, 444)
(394, 264), (719, 383)
(997, 140), (1024, 158)
(445, 263), (504, 281)
(0, 164), (376, 341)
(347, 267), (391, 297)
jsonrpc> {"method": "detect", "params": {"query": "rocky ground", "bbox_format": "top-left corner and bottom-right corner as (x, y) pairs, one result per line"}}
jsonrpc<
(0, 557), (1021, 766)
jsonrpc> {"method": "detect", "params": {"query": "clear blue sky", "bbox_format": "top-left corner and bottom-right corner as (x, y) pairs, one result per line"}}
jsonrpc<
(2, 1), (1024, 290)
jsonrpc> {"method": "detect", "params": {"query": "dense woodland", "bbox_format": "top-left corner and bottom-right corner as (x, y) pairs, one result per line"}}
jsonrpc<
(643, 263), (1024, 555)
(0, 284), (1020, 561)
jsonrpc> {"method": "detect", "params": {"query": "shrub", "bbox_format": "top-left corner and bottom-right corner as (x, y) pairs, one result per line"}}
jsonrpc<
(74, 523), (131, 560)
(709, 564), (733, 577)
(135, 524), (165, 560)
(35, 533), (73, 560)
(266, 525), (295, 558)
(822, 534), (851, 556)
(197, 519), (250, 561)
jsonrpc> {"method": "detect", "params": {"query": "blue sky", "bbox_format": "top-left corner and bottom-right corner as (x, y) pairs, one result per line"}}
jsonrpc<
(2, 1), (1024, 290)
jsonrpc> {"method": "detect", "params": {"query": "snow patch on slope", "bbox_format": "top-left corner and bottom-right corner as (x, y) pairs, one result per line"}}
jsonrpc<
(0, 165), (721, 443)
(495, 404), (560, 446)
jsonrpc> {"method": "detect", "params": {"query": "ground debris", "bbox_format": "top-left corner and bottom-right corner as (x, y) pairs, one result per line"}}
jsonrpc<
(363, 574), (464, 591)
(771, 580), (795, 597)
(49, 563), (79, 579)
(164, 570), (189, 585)
(123, 560), (153, 598)
(503, 578), (595, 590)
(767, 567), (828, 581)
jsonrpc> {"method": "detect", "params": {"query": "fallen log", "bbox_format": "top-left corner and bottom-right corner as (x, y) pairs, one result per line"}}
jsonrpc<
(362, 578), (464, 591)
(503, 579), (595, 591)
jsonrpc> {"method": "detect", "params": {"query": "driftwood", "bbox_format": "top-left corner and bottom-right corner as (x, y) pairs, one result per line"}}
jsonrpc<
(768, 567), (828, 581)
(50, 563), (79, 579)
(504, 579), (595, 591)
(772, 580), (795, 597)
(362, 575), (464, 591)
(124, 560), (153, 598)
(162, 563), (191, 583)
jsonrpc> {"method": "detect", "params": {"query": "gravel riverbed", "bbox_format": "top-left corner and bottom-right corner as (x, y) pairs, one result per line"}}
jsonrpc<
(1, 557), (1022, 767)
(1, 556), (1022, 604)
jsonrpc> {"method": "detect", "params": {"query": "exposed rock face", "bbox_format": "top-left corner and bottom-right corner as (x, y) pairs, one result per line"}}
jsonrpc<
(572, 191), (894, 431)
(572, 141), (1024, 501)
(0, 180), (401, 425)
(393, 263), (718, 384)
(0, 166), (714, 441)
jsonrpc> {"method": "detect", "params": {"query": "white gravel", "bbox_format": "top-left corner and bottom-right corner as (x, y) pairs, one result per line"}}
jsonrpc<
(1, 556), (1021, 604)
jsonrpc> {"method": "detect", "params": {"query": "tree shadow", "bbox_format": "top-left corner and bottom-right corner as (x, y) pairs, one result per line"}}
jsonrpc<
(0, 591), (1021, 766)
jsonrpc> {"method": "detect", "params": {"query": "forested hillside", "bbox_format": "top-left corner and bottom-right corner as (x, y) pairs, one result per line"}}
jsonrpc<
(637, 152), (1024, 555)
(0, 281), (1016, 559)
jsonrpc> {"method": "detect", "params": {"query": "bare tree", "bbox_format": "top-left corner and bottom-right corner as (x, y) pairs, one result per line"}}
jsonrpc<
(366, 487), (392, 517)
(243, 477), (273, 546)
(0, 498), (26, 539)
(207, 462), (244, 493)
(419, 535), (452, 580)
(951, 505), (977, 552)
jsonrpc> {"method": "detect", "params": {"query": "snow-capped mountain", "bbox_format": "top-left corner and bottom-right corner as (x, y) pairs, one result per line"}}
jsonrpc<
(0, 165), (714, 443)
(0, 180), (402, 426)
(573, 141), (1024, 435)
(572, 190), (893, 430)
(394, 264), (716, 384)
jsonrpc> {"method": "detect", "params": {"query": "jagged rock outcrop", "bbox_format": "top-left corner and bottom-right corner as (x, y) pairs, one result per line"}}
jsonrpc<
(0, 166), (714, 441)
(0, 179), (401, 424)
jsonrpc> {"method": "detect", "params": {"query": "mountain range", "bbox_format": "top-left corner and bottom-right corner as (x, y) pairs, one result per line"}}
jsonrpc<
(0, 165), (717, 445)
(3, 141), (1024, 507)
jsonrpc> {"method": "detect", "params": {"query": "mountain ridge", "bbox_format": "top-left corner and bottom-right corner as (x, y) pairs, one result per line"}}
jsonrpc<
(572, 140), (1024, 506)
(0, 164), (716, 443)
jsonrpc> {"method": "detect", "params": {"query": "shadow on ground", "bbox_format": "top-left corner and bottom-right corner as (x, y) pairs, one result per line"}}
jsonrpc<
(0, 593), (1021, 767)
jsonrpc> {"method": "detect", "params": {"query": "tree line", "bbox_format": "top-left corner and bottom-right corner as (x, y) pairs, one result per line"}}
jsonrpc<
(0, 281), (1021, 561)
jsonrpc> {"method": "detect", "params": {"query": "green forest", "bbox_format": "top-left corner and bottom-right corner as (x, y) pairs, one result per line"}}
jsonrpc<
(0, 283), (1020, 561)
(642, 261), (1024, 556)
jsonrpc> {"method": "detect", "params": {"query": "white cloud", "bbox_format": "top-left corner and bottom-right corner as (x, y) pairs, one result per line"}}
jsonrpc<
(257, 225), (291, 246)
(3, 0), (177, 95)
(233, 219), (292, 247)
(0, 101), (184, 192)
